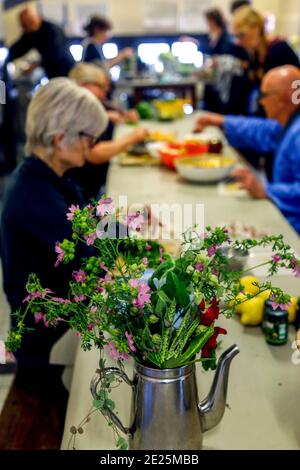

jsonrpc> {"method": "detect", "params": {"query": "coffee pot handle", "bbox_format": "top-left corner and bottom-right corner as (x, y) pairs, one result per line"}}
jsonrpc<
(90, 367), (134, 436)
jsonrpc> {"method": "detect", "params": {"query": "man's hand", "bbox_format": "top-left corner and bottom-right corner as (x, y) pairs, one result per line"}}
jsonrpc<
(194, 112), (225, 133)
(231, 168), (267, 199)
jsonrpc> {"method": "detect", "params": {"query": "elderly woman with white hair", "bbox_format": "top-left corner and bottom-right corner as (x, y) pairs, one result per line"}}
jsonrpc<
(0, 78), (108, 370)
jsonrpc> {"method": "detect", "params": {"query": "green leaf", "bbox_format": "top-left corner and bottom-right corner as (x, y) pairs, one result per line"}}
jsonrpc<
(163, 272), (190, 308)
(148, 261), (174, 289)
(163, 326), (214, 368)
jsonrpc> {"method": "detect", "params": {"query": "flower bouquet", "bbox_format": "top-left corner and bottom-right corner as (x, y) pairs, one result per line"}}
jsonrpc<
(6, 196), (300, 449)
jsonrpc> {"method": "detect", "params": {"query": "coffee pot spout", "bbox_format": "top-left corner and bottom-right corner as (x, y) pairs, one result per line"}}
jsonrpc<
(199, 344), (239, 432)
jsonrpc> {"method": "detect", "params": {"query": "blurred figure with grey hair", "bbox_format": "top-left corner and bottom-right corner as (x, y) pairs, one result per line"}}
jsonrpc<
(0, 78), (108, 370)
(0, 77), (107, 449)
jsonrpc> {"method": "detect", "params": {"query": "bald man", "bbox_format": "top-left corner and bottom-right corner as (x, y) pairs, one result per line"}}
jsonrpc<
(194, 65), (300, 234)
(7, 6), (74, 78)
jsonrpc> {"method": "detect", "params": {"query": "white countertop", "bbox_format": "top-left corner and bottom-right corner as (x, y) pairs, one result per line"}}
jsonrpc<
(61, 114), (300, 450)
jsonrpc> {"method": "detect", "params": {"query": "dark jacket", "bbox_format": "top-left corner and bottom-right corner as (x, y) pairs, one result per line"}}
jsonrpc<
(0, 156), (84, 366)
(8, 20), (74, 78)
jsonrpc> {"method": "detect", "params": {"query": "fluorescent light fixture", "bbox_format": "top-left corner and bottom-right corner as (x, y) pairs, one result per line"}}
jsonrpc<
(70, 45), (83, 62)
(154, 61), (164, 73)
(138, 43), (170, 65)
(171, 41), (201, 65)
(110, 65), (120, 81)
(194, 51), (204, 68)
(103, 43), (118, 60)
(0, 47), (8, 63)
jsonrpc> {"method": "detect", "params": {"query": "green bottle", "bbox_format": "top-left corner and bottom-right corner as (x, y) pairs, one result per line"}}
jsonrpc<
(262, 299), (288, 345)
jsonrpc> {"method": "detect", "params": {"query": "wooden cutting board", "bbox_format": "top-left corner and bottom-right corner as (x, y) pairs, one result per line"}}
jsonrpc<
(119, 153), (161, 166)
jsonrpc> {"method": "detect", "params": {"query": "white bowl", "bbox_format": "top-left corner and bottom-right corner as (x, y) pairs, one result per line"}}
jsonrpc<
(175, 154), (237, 183)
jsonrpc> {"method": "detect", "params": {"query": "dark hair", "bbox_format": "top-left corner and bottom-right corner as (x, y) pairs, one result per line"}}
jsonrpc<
(205, 8), (227, 31)
(230, 0), (252, 14)
(83, 15), (112, 36)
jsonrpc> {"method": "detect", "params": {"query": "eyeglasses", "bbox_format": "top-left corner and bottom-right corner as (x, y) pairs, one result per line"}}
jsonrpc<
(78, 131), (98, 149)
(233, 32), (247, 40)
(257, 90), (279, 102)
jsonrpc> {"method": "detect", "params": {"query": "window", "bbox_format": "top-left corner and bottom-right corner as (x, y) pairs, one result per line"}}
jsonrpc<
(138, 43), (170, 65)
(102, 43), (118, 60)
(69, 45), (83, 62)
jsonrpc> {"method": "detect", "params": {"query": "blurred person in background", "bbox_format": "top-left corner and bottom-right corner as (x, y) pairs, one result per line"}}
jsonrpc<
(6, 6), (74, 78)
(230, 0), (252, 14)
(232, 6), (300, 115)
(194, 66), (300, 235)
(202, 8), (250, 115)
(82, 15), (134, 70)
(68, 63), (148, 201)
(0, 78), (108, 448)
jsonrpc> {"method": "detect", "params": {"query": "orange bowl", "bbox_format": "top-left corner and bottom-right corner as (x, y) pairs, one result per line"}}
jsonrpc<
(159, 142), (209, 170)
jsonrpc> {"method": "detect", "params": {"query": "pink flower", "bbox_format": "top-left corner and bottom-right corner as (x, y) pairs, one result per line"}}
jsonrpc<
(145, 244), (152, 252)
(129, 279), (139, 288)
(96, 198), (114, 217)
(195, 263), (204, 272)
(96, 227), (105, 239)
(55, 243), (65, 267)
(292, 257), (300, 278)
(75, 332), (81, 338)
(72, 270), (86, 284)
(73, 294), (86, 303)
(34, 312), (44, 324)
(125, 213), (145, 231)
(100, 262), (109, 272)
(207, 245), (217, 257)
(211, 268), (219, 276)
(120, 352), (129, 361)
(272, 255), (282, 263)
(34, 313), (49, 328)
(90, 306), (97, 313)
(133, 283), (151, 308)
(159, 247), (164, 264)
(108, 341), (120, 361)
(87, 323), (94, 331)
(67, 204), (80, 221)
(270, 295), (290, 311)
(85, 232), (97, 246)
(125, 331), (136, 353)
(23, 289), (53, 303)
(52, 297), (71, 304)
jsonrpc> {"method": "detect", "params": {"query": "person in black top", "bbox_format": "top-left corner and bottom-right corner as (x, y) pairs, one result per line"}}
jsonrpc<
(0, 78), (108, 368)
(232, 6), (300, 115)
(202, 8), (250, 115)
(82, 15), (134, 70)
(7, 6), (74, 78)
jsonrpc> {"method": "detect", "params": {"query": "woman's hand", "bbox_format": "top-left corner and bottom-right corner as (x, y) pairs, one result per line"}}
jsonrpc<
(127, 127), (149, 145)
